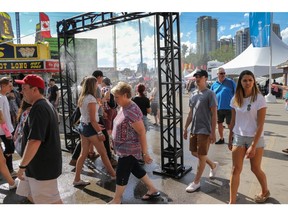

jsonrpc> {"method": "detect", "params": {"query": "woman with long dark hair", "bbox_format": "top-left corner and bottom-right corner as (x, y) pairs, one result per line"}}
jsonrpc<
(228, 70), (269, 204)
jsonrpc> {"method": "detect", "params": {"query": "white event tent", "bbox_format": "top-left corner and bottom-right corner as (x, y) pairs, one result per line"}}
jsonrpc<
(211, 32), (288, 79)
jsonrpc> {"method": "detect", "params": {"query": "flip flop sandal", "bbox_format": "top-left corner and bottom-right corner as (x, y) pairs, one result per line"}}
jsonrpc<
(254, 190), (270, 203)
(141, 191), (160, 201)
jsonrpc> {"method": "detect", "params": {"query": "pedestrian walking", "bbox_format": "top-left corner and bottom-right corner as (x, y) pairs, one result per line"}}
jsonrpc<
(15, 75), (63, 204)
(228, 70), (269, 204)
(0, 77), (16, 177)
(183, 69), (219, 192)
(210, 67), (236, 144)
(109, 81), (160, 204)
(73, 76), (116, 186)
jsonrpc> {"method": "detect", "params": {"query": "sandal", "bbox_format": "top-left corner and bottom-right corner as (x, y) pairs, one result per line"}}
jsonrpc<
(88, 152), (100, 159)
(141, 191), (160, 201)
(254, 190), (270, 203)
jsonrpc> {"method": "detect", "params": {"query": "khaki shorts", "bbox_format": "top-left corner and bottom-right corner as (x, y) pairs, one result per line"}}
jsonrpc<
(189, 134), (210, 155)
(16, 173), (61, 204)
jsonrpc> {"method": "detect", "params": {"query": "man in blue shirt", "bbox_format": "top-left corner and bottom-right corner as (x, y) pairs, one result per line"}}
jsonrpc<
(210, 68), (236, 144)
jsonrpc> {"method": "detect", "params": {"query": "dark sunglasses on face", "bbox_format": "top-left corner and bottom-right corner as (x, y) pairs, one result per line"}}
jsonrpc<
(218, 73), (225, 75)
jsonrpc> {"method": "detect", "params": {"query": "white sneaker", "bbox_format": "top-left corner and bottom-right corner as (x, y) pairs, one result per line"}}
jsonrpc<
(185, 182), (200, 193)
(9, 178), (19, 190)
(209, 161), (219, 178)
(73, 180), (90, 186)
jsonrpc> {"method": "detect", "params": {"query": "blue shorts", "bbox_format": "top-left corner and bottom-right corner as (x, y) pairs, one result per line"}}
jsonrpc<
(233, 134), (265, 148)
(78, 122), (97, 137)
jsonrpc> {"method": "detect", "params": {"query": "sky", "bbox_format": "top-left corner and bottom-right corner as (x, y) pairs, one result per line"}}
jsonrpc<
(3, 0), (288, 72)
(6, 12), (288, 71)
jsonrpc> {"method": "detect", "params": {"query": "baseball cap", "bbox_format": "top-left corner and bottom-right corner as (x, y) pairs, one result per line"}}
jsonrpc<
(102, 77), (112, 86)
(193, 69), (208, 78)
(15, 74), (45, 89)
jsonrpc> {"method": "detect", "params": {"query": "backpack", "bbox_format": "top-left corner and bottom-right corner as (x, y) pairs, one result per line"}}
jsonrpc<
(70, 106), (81, 126)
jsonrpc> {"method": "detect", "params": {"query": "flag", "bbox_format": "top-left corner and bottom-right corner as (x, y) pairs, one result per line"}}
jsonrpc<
(249, 12), (271, 47)
(40, 12), (51, 38)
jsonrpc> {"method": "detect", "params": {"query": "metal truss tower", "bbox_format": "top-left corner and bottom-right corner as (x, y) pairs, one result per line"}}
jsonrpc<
(57, 12), (191, 178)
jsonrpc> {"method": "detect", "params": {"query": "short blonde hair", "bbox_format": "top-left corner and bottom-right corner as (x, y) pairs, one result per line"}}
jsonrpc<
(111, 81), (132, 98)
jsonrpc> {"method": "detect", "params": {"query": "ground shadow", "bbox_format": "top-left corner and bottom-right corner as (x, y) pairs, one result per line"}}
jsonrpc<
(265, 119), (288, 126)
(263, 149), (288, 161)
(264, 131), (287, 138)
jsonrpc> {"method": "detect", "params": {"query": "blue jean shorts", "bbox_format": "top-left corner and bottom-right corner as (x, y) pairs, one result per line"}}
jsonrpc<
(78, 122), (97, 137)
(233, 134), (265, 148)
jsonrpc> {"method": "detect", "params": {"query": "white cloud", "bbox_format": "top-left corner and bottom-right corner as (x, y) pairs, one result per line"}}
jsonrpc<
(20, 34), (35, 44)
(244, 13), (249, 18)
(219, 26), (226, 33)
(76, 24), (156, 70)
(281, 27), (288, 45)
(230, 23), (242, 30)
(219, 35), (232, 40)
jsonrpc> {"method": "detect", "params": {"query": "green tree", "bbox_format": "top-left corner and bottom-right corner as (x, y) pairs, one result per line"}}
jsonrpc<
(181, 44), (188, 60)
(209, 45), (235, 63)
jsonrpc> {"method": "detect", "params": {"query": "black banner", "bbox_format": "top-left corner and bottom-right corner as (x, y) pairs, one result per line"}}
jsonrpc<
(0, 61), (44, 71)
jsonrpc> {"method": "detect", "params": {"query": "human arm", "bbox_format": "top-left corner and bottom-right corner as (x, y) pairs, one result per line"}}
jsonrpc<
(183, 107), (193, 140)
(88, 102), (105, 141)
(17, 139), (41, 180)
(131, 120), (152, 164)
(210, 105), (217, 144)
(55, 88), (60, 107)
(246, 107), (266, 159)
(228, 108), (236, 151)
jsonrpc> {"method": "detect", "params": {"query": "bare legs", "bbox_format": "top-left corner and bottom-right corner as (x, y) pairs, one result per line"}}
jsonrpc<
(74, 135), (116, 183)
(229, 146), (268, 204)
(109, 174), (158, 204)
(191, 152), (217, 184)
(0, 148), (15, 187)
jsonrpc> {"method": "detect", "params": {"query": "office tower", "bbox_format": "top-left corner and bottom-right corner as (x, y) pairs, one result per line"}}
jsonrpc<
(196, 16), (218, 55)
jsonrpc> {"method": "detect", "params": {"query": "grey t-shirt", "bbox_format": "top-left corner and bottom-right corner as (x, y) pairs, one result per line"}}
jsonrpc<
(189, 88), (217, 135)
(96, 86), (103, 116)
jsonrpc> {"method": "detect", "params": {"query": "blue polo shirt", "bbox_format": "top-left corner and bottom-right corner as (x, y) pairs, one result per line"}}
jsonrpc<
(210, 78), (236, 110)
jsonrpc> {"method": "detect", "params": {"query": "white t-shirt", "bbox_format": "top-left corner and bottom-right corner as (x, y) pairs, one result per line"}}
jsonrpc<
(79, 94), (99, 123)
(0, 94), (14, 135)
(230, 93), (266, 137)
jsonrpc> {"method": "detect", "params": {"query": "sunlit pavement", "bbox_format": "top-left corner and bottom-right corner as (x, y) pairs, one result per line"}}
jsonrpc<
(1, 94), (288, 204)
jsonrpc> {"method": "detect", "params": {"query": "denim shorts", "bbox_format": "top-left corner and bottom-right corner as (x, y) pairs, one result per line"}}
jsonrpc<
(233, 134), (265, 148)
(78, 122), (97, 137)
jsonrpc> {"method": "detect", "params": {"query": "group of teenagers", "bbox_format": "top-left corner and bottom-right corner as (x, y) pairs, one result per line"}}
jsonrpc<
(0, 67), (271, 204)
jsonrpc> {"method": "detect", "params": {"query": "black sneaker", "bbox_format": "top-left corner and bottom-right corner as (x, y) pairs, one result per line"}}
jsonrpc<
(215, 138), (225, 144)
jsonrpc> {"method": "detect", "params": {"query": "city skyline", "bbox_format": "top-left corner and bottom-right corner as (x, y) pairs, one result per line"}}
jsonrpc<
(4, 12), (288, 70)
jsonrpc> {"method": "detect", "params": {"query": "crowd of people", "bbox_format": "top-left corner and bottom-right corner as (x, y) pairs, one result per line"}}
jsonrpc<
(0, 67), (286, 204)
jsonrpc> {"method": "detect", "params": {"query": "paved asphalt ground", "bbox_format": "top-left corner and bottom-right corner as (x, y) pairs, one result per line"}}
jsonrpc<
(1, 94), (288, 214)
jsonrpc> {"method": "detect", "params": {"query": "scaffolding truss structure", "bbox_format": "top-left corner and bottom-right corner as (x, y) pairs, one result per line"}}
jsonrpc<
(57, 12), (191, 178)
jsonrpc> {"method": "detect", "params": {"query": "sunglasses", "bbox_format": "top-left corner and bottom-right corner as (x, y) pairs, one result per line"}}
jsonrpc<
(218, 73), (226, 75)
(247, 104), (251, 111)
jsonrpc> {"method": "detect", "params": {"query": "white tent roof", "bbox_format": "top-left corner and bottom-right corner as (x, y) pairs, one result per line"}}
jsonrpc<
(184, 68), (198, 79)
(211, 32), (288, 79)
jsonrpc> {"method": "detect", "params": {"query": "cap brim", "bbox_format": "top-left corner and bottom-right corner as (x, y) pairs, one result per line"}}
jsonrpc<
(15, 79), (25, 84)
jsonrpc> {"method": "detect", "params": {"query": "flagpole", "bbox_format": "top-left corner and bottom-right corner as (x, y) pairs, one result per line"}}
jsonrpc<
(265, 12), (277, 103)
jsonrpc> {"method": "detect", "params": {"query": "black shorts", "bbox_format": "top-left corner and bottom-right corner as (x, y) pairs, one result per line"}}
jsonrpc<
(217, 109), (232, 124)
(116, 155), (146, 186)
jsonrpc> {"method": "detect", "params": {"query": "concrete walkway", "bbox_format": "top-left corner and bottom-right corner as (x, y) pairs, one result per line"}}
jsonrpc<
(1, 94), (288, 205)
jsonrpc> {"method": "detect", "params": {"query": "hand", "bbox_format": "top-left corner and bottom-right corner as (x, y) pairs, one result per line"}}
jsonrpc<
(143, 154), (153, 164)
(17, 168), (25, 180)
(183, 130), (188, 140)
(97, 134), (106, 141)
(228, 143), (232, 151)
(245, 146), (256, 159)
(210, 133), (216, 144)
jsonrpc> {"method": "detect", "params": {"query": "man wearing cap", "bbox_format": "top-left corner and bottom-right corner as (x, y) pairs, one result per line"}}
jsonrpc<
(183, 69), (219, 192)
(210, 67), (236, 144)
(15, 74), (62, 204)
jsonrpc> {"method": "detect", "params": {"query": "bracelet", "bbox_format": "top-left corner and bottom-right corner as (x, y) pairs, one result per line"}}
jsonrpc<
(143, 153), (148, 156)
(19, 165), (27, 169)
(97, 131), (103, 136)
